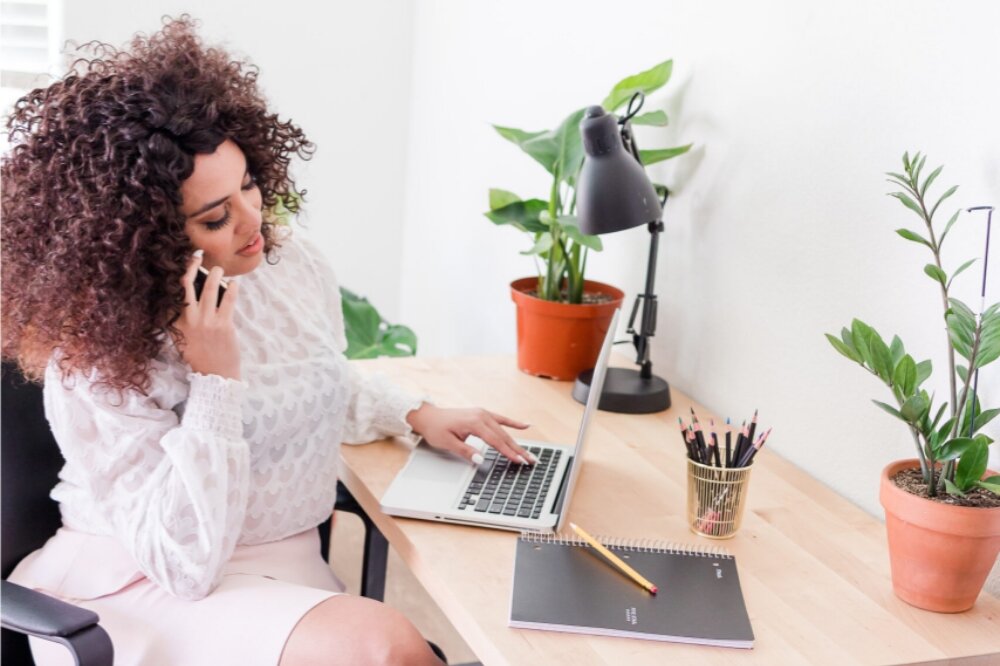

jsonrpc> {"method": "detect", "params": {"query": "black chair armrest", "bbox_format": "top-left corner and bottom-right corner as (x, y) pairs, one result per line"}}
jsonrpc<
(2, 581), (97, 637)
(2, 581), (113, 665)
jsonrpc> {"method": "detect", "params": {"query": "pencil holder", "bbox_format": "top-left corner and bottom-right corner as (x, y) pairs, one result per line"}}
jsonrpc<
(686, 458), (754, 539)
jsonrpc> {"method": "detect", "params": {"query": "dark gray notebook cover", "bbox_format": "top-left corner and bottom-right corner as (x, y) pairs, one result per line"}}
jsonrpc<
(509, 535), (754, 648)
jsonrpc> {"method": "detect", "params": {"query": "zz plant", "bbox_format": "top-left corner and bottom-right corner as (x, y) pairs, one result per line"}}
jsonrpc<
(486, 60), (691, 304)
(826, 152), (1000, 498)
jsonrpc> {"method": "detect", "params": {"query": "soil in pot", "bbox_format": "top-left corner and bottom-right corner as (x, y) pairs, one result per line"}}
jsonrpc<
(892, 468), (1000, 509)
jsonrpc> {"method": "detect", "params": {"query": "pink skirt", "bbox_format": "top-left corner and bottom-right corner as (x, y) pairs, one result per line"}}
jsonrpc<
(10, 527), (344, 666)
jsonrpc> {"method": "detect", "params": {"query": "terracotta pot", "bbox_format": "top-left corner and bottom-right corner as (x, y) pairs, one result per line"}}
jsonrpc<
(510, 277), (624, 381)
(879, 459), (1000, 612)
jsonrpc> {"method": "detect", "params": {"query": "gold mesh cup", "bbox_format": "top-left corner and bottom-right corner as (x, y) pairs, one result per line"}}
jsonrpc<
(686, 458), (754, 539)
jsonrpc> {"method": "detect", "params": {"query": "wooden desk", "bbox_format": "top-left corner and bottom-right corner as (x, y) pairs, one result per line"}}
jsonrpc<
(339, 355), (1000, 665)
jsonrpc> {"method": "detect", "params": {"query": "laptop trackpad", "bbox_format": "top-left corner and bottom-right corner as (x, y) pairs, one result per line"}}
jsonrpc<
(407, 444), (471, 483)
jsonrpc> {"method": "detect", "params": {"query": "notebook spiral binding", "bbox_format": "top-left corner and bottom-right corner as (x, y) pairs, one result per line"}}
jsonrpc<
(520, 532), (731, 559)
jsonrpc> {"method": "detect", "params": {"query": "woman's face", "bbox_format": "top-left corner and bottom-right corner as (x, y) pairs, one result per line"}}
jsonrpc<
(181, 139), (264, 277)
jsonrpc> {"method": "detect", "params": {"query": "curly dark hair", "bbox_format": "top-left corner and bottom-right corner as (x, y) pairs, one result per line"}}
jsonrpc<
(1, 15), (314, 394)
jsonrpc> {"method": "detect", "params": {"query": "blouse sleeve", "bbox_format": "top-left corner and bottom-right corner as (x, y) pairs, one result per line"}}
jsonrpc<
(44, 364), (251, 600)
(295, 236), (426, 445)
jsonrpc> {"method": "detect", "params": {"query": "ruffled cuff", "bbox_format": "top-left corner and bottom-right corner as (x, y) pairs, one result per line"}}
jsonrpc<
(182, 373), (246, 440)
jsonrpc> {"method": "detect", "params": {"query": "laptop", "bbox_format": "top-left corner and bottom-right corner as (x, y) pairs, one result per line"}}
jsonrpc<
(380, 308), (621, 533)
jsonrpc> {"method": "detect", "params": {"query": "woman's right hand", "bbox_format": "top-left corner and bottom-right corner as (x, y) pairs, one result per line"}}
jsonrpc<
(174, 252), (241, 380)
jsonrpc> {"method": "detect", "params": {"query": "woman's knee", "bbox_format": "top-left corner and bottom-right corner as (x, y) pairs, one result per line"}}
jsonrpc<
(280, 595), (441, 666)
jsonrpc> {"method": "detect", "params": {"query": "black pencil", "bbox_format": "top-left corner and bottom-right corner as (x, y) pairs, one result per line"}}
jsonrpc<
(678, 418), (695, 461)
(724, 418), (732, 468)
(738, 427), (771, 467)
(747, 409), (759, 451)
(693, 423), (708, 464)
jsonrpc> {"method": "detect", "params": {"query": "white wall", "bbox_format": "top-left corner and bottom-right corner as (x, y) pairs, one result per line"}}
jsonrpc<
(51, 0), (1000, 541)
(397, 0), (1000, 518)
(60, 1), (415, 320)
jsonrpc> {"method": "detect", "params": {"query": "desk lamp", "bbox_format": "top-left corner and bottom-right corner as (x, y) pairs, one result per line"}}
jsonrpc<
(571, 93), (671, 413)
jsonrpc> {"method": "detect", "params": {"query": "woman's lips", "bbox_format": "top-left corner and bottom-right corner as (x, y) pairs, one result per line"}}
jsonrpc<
(237, 232), (263, 256)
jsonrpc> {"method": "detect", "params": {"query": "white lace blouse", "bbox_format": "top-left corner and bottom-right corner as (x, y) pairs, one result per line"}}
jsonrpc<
(41, 233), (423, 600)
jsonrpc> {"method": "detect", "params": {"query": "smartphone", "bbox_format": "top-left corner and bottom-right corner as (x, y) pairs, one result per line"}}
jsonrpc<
(193, 265), (229, 307)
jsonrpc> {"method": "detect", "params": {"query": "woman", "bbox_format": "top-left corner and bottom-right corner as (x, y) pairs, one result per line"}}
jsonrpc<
(2, 16), (534, 666)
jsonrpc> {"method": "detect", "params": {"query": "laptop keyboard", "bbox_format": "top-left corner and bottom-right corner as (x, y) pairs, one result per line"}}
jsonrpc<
(458, 446), (561, 519)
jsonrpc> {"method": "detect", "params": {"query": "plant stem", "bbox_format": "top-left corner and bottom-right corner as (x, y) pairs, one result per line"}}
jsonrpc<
(911, 171), (958, 418)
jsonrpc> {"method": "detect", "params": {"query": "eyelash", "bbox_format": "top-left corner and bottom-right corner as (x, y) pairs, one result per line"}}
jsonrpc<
(204, 176), (258, 231)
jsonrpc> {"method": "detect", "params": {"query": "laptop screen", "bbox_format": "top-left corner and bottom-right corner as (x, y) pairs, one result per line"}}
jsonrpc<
(555, 307), (621, 531)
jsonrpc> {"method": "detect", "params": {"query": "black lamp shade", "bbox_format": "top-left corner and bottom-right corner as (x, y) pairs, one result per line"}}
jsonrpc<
(576, 106), (662, 236)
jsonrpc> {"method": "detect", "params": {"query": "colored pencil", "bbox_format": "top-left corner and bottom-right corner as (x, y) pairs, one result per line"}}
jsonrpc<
(570, 522), (658, 594)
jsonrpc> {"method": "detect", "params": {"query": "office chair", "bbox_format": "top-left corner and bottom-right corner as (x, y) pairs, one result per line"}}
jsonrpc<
(0, 361), (404, 665)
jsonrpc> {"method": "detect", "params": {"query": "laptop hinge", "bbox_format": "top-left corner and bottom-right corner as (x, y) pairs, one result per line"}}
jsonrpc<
(550, 456), (574, 515)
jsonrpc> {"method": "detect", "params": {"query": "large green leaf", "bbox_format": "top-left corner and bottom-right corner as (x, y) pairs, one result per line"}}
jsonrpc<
(900, 393), (929, 424)
(976, 479), (1000, 495)
(936, 436), (976, 462)
(924, 264), (947, 286)
(484, 198), (549, 234)
(894, 228), (930, 248)
(826, 333), (862, 363)
(955, 439), (989, 491)
(890, 191), (923, 216)
(915, 359), (933, 386)
(893, 355), (917, 398)
(558, 216), (603, 251)
(920, 164), (943, 198)
(341, 288), (418, 360)
(553, 108), (588, 186)
(489, 188), (521, 210)
(520, 233), (554, 257)
(930, 185), (959, 220)
(869, 333), (894, 383)
(630, 110), (669, 126)
(492, 125), (559, 175)
(602, 59), (674, 112)
(851, 319), (876, 367)
(948, 259), (977, 288)
(872, 400), (904, 421)
(889, 336), (905, 368)
(939, 209), (961, 245)
(639, 144), (693, 166)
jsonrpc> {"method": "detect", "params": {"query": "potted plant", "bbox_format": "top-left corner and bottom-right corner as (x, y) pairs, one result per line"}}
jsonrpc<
(826, 151), (1000, 612)
(487, 60), (691, 380)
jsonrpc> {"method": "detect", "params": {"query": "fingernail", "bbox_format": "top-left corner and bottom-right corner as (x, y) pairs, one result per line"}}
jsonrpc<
(192, 249), (204, 259)
(471, 453), (484, 465)
(529, 453), (539, 464)
(517, 455), (528, 465)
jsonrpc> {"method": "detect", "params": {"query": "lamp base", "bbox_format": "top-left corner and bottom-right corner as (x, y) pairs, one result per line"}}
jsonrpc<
(572, 367), (671, 414)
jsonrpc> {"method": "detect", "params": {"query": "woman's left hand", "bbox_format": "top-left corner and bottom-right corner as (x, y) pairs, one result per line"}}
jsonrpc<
(406, 404), (537, 466)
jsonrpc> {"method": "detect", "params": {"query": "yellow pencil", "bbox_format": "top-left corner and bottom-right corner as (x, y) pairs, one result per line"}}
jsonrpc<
(569, 522), (658, 594)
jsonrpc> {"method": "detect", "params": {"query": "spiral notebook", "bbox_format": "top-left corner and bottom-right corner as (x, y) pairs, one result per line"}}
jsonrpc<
(509, 533), (754, 648)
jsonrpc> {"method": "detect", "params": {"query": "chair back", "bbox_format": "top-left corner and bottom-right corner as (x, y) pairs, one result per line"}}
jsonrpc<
(1, 362), (65, 579)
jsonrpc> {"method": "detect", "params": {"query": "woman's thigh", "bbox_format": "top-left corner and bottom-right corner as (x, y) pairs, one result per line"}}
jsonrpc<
(279, 594), (443, 666)
(29, 573), (338, 666)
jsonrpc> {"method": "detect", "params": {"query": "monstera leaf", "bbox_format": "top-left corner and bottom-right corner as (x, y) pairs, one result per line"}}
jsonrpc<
(340, 287), (417, 359)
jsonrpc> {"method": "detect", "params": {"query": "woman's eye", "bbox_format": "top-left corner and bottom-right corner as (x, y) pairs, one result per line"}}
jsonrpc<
(241, 174), (257, 191)
(205, 211), (231, 231)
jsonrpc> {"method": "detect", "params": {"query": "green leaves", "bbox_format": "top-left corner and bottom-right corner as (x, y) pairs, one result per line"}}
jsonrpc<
(892, 355), (917, 400)
(978, 476), (1000, 495)
(484, 191), (549, 234)
(895, 228), (930, 248)
(639, 144), (693, 166)
(630, 110), (669, 126)
(341, 288), (417, 359)
(954, 437), (989, 491)
(602, 59), (673, 112)
(946, 298), (977, 361)
(923, 263), (947, 286)
(889, 191), (923, 216)
(492, 107), (588, 184)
